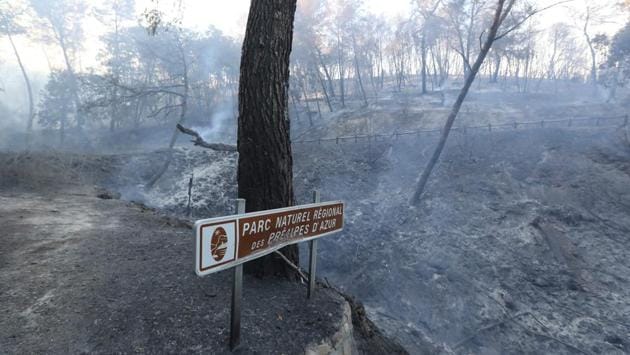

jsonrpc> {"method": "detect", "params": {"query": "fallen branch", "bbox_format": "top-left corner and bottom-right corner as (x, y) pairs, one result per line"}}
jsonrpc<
(176, 124), (237, 152)
(273, 250), (308, 283)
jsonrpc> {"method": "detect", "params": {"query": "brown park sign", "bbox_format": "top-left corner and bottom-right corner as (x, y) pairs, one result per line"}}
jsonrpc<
(195, 201), (344, 276)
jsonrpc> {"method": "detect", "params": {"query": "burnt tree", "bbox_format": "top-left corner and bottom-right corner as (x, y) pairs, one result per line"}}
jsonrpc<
(411, 0), (514, 204)
(238, 0), (299, 278)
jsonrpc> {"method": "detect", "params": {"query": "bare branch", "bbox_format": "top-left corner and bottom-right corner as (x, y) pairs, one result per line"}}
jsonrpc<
(147, 103), (183, 118)
(495, 0), (575, 41)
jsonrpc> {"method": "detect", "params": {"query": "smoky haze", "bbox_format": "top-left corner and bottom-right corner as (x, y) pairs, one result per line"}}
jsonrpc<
(1, 0), (630, 354)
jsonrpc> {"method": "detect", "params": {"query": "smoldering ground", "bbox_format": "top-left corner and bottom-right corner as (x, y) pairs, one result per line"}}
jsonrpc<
(4, 83), (622, 354)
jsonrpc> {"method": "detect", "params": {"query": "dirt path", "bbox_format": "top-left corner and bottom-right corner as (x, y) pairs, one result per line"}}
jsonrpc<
(0, 185), (348, 354)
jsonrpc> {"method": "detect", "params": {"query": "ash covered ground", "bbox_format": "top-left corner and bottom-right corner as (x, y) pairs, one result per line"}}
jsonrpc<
(65, 85), (628, 354)
(2, 84), (629, 354)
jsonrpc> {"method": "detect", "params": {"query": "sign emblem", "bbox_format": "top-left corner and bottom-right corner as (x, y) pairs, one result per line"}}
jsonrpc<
(211, 227), (228, 261)
(199, 222), (237, 272)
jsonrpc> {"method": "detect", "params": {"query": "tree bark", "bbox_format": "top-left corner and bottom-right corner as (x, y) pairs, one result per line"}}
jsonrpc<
(237, 0), (299, 279)
(411, 0), (512, 204)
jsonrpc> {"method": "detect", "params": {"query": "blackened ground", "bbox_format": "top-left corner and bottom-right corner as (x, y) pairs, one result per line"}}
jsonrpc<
(2, 84), (627, 354)
(0, 183), (347, 354)
(293, 126), (630, 354)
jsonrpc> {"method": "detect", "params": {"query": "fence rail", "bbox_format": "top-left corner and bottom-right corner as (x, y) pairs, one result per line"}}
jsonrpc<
(292, 114), (629, 145)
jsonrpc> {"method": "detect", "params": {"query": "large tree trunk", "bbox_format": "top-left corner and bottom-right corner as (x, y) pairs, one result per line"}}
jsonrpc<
(7, 33), (34, 149)
(411, 0), (511, 204)
(237, 0), (299, 279)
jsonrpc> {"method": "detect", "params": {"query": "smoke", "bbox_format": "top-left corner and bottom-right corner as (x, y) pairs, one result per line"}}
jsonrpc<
(191, 96), (237, 144)
(0, 65), (49, 151)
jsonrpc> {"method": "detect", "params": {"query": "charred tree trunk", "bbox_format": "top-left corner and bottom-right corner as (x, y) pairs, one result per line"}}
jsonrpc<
(317, 48), (336, 98)
(583, 12), (597, 85)
(337, 33), (346, 108)
(146, 40), (189, 189)
(56, 31), (83, 130)
(110, 16), (121, 131)
(300, 79), (314, 126)
(411, 0), (512, 204)
(314, 90), (322, 120)
(237, 0), (299, 279)
(290, 91), (301, 123)
(420, 32), (427, 95)
(314, 63), (334, 112)
(351, 34), (368, 107)
(491, 53), (501, 83)
(7, 33), (34, 149)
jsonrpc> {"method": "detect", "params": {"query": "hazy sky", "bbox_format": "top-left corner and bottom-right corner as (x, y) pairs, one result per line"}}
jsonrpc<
(138, 0), (626, 37)
(135, 0), (415, 37)
(1, 0), (627, 78)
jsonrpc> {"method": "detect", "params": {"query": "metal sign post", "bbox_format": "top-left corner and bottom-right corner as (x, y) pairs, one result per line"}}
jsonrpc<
(230, 198), (245, 350)
(195, 194), (344, 350)
(308, 190), (319, 299)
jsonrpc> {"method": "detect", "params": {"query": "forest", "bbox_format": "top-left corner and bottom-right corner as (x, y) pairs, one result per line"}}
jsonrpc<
(1, 0), (630, 354)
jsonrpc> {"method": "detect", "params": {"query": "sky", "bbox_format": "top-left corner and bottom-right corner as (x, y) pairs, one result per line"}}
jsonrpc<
(0, 0), (418, 101)
(134, 0), (415, 38)
(136, 0), (626, 37)
(1, 0), (627, 88)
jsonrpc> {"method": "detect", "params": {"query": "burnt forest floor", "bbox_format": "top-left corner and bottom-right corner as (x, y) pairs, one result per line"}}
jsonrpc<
(2, 86), (630, 354)
(0, 157), (356, 354)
